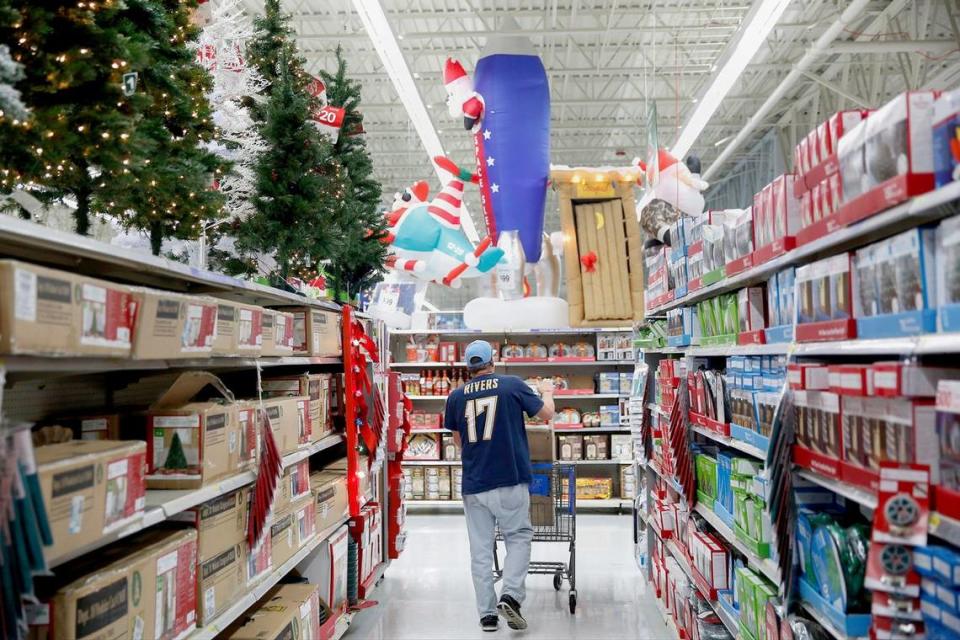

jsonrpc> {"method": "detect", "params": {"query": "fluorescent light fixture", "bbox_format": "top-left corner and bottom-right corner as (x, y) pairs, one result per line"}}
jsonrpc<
(671, 0), (793, 160)
(351, 0), (480, 242)
(713, 135), (733, 147)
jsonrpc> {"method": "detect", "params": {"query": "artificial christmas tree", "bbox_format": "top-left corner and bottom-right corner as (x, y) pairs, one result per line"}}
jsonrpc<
(247, 0), (310, 95)
(195, 0), (267, 224)
(319, 46), (387, 301)
(0, 0), (149, 234)
(101, 0), (227, 255)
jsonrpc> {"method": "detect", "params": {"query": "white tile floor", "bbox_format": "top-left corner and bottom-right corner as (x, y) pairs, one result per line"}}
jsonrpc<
(348, 513), (670, 639)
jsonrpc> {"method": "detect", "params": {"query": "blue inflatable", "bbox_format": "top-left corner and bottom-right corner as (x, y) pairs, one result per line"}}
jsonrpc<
(445, 49), (550, 263)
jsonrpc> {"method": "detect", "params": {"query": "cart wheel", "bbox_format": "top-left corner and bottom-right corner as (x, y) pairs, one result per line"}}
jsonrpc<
(553, 572), (563, 591)
(569, 591), (577, 614)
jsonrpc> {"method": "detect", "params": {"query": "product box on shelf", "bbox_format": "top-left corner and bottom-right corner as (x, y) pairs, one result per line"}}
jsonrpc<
(46, 412), (122, 441)
(259, 395), (313, 456)
(788, 363), (830, 390)
(441, 433), (460, 460)
(873, 362), (959, 397)
(147, 371), (246, 489)
(35, 527), (198, 640)
(795, 253), (856, 341)
(407, 433), (441, 460)
(273, 459), (312, 516)
(611, 434), (633, 461)
(934, 90), (960, 188)
(169, 487), (248, 625)
(261, 308), (296, 356)
(262, 373), (332, 441)
(936, 381), (960, 519)
(557, 434), (584, 461)
(855, 227), (937, 337)
(410, 411), (442, 429)
(270, 493), (314, 569)
(311, 470), (349, 533)
(36, 439), (146, 564)
(212, 302), (264, 356)
(723, 209), (755, 275)
(843, 91), (938, 225)
(0, 259), (137, 357)
(129, 288), (219, 359)
(737, 287), (767, 344)
(223, 583), (322, 640)
(582, 434), (609, 460)
(292, 306), (342, 357)
(793, 390), (842, 477)
(937, 215), (960, 331)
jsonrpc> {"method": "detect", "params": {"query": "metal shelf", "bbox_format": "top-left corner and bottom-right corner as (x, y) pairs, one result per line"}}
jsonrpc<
(794, 468), (878, 509)
(687, 343), (790, 357)
(2, 354), (342, 377)
(693, 502), (780, 584)
(401, 459), (462, 466)
(660, 536), (739, 638)
(566, 458), (631, 465)
(0, 215), (342, 311)
(404, 498), (633, 509)
(390, 327), (631, 336)
(47, 433), (344, 568)
(189, 516), (350, 639)
(647, 181), (960, 316)
(691, 425), (766, 460)
(647, 461), (684, 495)
(799, 601), (868, 640)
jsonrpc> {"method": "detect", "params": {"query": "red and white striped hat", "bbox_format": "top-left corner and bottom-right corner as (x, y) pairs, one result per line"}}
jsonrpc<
(444, 58), (468, 85)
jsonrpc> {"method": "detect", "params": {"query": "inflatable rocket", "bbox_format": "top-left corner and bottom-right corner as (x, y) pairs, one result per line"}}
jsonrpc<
(383, 158), (504, 287)
(443, 24), (550, 264)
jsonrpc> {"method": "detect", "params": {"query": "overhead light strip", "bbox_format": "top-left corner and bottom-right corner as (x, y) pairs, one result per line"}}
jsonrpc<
(671, 0), (793, 161)
(351, 0), (480, 242)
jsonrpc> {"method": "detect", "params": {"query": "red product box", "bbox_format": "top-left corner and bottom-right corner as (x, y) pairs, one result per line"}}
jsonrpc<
(437, 341), (459, 363)
(800, 190), (813, 228)
(828, 110), (866, 151)
(872, 362), (959, 397)
(828, 364), (871, 395)
(799, 136), (810, 176)
(807, 128), (821, 173)
(818, 121), (832, 160)
(810, 182), (823, 222)
(788, 363), (830, 390)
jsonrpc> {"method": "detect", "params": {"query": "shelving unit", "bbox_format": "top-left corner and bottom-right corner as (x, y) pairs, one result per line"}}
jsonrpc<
(691, 426), (766, 461)
(0, 217), (391, 638)
(693, 503), (779, 584)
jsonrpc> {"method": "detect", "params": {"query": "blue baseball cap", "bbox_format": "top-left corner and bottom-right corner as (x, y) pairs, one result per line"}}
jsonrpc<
(464, 340), (494, 370)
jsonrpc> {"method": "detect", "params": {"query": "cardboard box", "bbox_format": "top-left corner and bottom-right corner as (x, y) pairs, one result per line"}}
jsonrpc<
(171, 488), (248, 625)
(271, 494), (314, 569)
(130, 288), (219, 359)
(36, 440), (146, 564)
(223, 583), (320, 640)
(262, 373), (332, 441)
(146, 372), (248, 489)
(260, 309), (295, 357)
(274, 459), (312, 516)
(312, 470), (349, 534)
(259, 395), (312, 456)
(406, 433), (441, 460)
(582, 434), (609, 460)
(441, 433), (460, 460)
(0, 260), (136, 357)
(292, 306), (342, 357)
(328, 525), (350, 613)
(211, 302), (264, 356)
(49, 413), (122, 441)
(41, 527), (197, 640)
(557, 434), (584, 461)
(528, 428), (554, 462)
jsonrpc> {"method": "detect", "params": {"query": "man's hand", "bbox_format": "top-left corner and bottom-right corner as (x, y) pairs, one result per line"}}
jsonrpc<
(537, 377), (554, 396)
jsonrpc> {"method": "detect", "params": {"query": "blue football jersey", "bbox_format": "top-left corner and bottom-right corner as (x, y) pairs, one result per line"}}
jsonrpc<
(444, 373), (544, 495)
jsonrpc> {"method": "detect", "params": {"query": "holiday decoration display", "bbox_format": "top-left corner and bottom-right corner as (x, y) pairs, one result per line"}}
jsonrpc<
(226, 0), (340, 280)
(638, 150), (709, 248)
(0, 41), (24, 122)
(549, 166), (645, 326)
(442, 18), (550, 264)
(382, 156), (503, 287)
(0, 0), (148, 235)
(319, 45), (387, 302)
(103, 0), (227, 255)
(195, 0), (268, 224)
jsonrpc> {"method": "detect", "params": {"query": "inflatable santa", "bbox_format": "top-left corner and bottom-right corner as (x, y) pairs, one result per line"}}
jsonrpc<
(637, 149), (709, 248)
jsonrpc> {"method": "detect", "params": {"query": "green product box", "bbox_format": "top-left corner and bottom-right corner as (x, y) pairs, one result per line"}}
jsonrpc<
(696, 454), (718, 500)
(752, 582), (777, 640)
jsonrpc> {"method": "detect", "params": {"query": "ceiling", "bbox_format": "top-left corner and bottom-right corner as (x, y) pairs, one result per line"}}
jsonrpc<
(241, 0), (960, 238)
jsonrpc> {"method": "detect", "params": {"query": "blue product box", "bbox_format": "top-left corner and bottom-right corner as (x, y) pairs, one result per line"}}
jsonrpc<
(856, 227), (938, 338)
(799, 580), (872, 637)
(600, 404), (620, 426)
(764, 324), (793, 344)
(777, 267), (796, 325)
(743, 357), (756, 373)
(938, 216), (960, 332)
(728, 356), (745, 372)
(934, 90), (960, 188)
(717, 452), (734, 513)
(937, 582), (960, 614)
(731, 422), (769, 454)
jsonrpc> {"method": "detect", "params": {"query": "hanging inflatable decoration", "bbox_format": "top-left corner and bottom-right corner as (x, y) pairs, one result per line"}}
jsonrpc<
(381, 157), (503, 288)
(443, 18), (550, 265)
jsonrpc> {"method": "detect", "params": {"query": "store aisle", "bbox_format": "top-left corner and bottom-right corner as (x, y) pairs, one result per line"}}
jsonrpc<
(349, 513), (669, 639)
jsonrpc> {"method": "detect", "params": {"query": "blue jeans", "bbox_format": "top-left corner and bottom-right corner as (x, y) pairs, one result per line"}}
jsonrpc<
(463, 483), (534, 618)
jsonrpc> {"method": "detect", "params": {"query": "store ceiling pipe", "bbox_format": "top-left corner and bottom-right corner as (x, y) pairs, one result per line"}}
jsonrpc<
(703, 0), (871, 182)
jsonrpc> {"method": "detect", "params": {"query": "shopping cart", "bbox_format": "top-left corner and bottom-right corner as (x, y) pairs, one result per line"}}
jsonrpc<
(493, 463), (578, 613)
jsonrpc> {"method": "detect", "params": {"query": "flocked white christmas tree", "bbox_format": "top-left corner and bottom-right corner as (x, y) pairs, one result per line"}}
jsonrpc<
(0, 43), (26, 121)
(194, 0), (268, 223)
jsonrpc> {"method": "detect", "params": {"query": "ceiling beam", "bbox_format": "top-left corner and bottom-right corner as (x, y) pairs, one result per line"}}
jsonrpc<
(823, 38), (958, 55)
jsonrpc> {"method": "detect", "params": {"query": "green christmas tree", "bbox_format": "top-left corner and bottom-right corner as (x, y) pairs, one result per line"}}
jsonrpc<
(223, 0), (340, 280)
(163, 431), (189, 470)
(101, 0), (227, 255)
(0, 0), (150, 234)
(319, 46), (387, 301)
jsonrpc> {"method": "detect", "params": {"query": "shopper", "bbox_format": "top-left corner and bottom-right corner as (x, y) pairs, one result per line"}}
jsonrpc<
(443, 340), (556, 632)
